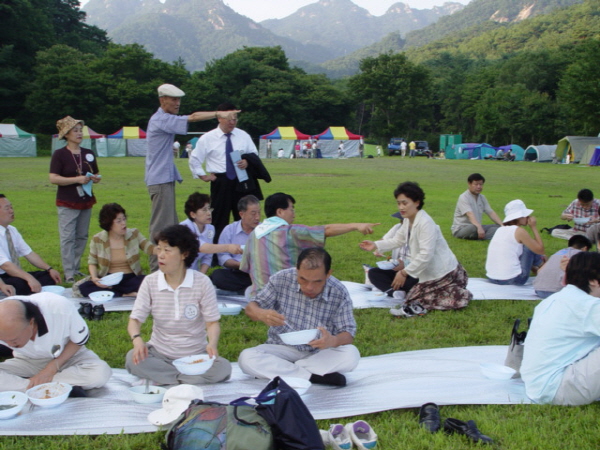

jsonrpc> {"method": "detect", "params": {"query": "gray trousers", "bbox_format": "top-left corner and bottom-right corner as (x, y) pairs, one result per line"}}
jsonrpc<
(147, 182), (178, 271)
(57, 206), (93, 279)
(125, 345), (232, 385)
(452, 224), (499, 240)
(238, 344), (360, 381)
(553, 345), (600, 406)
(0, 347), (112, 392)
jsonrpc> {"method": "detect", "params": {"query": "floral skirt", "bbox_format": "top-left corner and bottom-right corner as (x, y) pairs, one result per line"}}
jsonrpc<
(406, 264), (472, 310)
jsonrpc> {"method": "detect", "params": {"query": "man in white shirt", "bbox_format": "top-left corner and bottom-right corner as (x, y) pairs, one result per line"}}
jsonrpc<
(0, 294), (111, 392)
(0, 195), (62, 295)
(451, 173), (503, 240)
(189, 102), (259, 240)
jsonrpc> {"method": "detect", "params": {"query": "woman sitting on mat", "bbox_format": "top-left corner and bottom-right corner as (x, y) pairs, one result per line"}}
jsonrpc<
(126, 224), (231, 385)
(74, 203), (153, 298)
(360, 181), (472, 314)
(485, 199), (545, 286)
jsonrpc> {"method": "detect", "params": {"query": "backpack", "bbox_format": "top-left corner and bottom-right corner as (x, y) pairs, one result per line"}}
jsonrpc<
(163, 400), (274, 450)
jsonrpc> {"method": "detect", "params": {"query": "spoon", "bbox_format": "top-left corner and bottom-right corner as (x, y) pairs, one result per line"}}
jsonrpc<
(51, 344), (61, 359)
(144, 378), (150, 395)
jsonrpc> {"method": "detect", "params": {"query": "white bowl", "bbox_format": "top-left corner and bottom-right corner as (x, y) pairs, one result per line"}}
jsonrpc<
(280, 377), (312, 396)
(26, 382), (72, 408)
(128, 385), (167, 404)
(376, 260), (397, 270)
(173, 354), (214, 375)
(99, 272), (124, 286)
(480, 363), (516, 380)
(89, 290), (115, 302)
(218, 303), (242, 315)
(574, 217), (591, 225)
(41, 285), (66, 296)
(279, 329), (319, 346)
(0, 391), (28, 419)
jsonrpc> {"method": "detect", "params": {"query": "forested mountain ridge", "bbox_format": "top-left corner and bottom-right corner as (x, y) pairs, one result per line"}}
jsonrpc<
(260, 0), (464, 58)
(82, 0), (463, 71)
(321, 0), (585, 76)
(83, 0), (334, 70)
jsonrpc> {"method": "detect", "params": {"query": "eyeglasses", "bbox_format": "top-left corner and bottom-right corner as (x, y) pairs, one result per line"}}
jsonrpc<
(199, 207), (214, 213)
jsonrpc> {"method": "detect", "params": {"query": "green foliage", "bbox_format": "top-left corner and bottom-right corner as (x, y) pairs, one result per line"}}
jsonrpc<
(348, 53), (434, 143)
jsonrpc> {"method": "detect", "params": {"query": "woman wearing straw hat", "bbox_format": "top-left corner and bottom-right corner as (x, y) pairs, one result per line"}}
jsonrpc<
(50, 116), (101, 283)
(485, 199), (545, 286)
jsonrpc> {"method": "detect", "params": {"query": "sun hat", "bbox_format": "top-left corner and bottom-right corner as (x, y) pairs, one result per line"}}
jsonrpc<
(503, 199), (533, 223)
(56, 116), (84, 140)
(157, 84), (185, 98)
(147, 384), (204, 426)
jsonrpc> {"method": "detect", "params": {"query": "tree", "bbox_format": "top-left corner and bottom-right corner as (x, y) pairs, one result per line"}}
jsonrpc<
(348, 53), (433, 142)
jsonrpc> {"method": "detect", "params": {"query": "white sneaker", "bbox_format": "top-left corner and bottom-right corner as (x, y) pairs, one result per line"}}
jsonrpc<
(321, 424), (352, 449)
(345, 420), (377, 449)
(392, 290), (406, 302)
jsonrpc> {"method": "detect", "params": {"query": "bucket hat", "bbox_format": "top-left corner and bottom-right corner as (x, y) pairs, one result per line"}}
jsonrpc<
(147, 384), (204, 426)
(56, 116), (84, 140)
(503, 200), (533, 223)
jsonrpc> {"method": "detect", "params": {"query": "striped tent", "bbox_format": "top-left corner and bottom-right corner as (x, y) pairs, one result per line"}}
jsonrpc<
(105, 127), (147, 157)
(312, 127), (363, 158)
(0, 124), (36, 157)
(258, 126), (311, 158)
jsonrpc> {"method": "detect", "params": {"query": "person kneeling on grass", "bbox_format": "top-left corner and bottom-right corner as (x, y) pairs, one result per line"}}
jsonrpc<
(238, 247), (360, 387)
(126, 225), (231, 385)
(521, 252), (600, 405)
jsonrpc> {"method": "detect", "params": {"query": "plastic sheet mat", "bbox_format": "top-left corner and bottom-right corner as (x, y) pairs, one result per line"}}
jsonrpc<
(0, 345), (530, 436)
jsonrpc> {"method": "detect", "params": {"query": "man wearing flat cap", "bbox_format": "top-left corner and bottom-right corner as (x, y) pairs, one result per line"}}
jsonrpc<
(145, 84), (239, 270)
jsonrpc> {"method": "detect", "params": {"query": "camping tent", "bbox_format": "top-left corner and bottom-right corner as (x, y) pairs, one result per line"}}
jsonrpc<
(106, 127), (147, 157)
(52, 126), (107, 155)
(0, 124), (36, 157)
(555, 136), (600, 164)
(497, 144), (525, 161)
(312, 127), (363, 158)
(451, 143), (496, 160)
(579, 144), (600, 166)
(524, 145), (556, 162)
(258, 127), (311, 158)
(587, 147), (600, 166)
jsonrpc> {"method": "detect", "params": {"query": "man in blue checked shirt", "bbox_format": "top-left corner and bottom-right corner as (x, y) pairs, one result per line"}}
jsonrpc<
(238, 247), (359, 386)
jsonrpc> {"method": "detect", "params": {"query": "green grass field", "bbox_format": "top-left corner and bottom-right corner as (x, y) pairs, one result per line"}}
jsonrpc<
(0, 156), (598, 449)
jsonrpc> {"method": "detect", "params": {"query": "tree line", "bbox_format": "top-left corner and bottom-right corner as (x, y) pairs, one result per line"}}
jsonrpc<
(2, 0), (600, 148)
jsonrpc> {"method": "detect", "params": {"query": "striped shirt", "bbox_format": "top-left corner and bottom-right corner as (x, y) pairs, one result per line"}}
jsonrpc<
(255, 268), (356, 352)
(130, 269), (220, 360)
(239, 224), (325, 297)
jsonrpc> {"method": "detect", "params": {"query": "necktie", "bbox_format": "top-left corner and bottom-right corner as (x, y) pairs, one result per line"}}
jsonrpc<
(225, 133), (236, 180)
(6, 229), (21, 268)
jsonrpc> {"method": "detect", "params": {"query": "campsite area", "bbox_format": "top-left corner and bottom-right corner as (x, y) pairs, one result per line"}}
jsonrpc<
(0, 155), (598, 449)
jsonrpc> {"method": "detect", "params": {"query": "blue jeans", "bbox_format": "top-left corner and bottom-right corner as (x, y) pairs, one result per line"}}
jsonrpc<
(488, 247), (543, 286)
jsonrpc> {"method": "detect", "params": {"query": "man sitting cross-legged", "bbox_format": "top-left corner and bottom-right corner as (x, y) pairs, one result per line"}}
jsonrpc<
(238, 248), (360, 387)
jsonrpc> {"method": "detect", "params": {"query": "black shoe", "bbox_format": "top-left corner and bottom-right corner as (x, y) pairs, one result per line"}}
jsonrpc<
(78, 302), (92, 320)
(444, 418), (493, 444)
(68, 386), (88, 398)
(91, 304), (105, 321)
(419, 402), (441, 433)
(310, 372), (346, 387)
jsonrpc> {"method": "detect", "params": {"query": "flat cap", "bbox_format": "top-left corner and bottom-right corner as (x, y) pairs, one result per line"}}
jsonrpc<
(157, 84), (185, 97)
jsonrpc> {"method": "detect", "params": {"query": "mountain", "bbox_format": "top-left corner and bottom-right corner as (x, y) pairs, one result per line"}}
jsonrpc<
(82, 0), (462, 71)
(83, 0), (335, 70)
(320, 0), (586, 77)
(260, 0), (463, 59)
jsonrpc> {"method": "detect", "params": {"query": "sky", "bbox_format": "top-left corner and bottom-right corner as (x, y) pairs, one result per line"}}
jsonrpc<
(80, 0), (472, 22)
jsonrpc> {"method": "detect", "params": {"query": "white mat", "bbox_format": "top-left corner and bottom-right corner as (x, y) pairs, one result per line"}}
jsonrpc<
(0, 345), (530, 436)
(346, 278), (540, 309)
